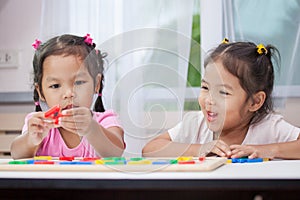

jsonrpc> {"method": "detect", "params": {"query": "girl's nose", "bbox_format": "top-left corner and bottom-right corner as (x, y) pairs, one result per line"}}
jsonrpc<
(63, 88), (75, 99)
(205, 93), (216, 105)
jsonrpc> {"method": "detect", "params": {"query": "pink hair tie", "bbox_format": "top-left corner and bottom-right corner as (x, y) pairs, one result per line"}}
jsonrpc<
(32, 39), (42, 50)
(84, 34), (93, 46)
(34, 101), (40, 106)
(98, 93), (102, 97)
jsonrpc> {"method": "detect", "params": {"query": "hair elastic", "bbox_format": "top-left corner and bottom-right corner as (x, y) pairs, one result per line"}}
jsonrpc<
(221, 38), (229, 44)
(84, 34), (93, 46)
(257, 44), (268, 55)
(32, 39), (42, 50)
(34, 101), (40, 106)
(98, 93), (102, 97)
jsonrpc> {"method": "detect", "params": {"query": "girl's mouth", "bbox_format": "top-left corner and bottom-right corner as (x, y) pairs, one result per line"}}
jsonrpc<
(207, 111), (218, 122)
(62, 104), (75, 110)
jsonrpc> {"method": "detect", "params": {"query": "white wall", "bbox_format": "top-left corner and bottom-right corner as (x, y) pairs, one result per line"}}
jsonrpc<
(277, 98), (300, 127)
(0, 0), (42, 92)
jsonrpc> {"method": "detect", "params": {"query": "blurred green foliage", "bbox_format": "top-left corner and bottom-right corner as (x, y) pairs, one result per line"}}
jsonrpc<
(187, 13), (201, 87)
(185, 13), (201, 111)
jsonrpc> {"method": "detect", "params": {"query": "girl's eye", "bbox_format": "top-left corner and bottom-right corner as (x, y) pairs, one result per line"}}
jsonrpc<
(49, 84), (60, 89)
(74, 80), (86, 85)
(220, 90), (230, 95)
(201, 85), (209, 90)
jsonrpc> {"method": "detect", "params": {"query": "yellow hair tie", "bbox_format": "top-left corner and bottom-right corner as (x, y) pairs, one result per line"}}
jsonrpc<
(221, 38), (229, 44)
(257, 44), (268, 55)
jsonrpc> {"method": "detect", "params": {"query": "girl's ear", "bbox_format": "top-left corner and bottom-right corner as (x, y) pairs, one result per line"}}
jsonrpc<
(35, 83), (45, 101)
(95, 74), (102, 93)
(248, 91), (266, 112)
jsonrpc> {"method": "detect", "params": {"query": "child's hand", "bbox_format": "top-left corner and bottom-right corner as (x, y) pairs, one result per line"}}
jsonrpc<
(59, 107), (94, 136)
(201, 140), (232, 157)
(27, 112), (56, 146)
(211, 140), (232, 157)
(230, 144), (275, 159)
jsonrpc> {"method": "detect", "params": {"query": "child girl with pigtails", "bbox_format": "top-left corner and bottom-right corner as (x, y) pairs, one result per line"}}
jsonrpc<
(11, 34), (125, 159)
(143, 39), (300, 159)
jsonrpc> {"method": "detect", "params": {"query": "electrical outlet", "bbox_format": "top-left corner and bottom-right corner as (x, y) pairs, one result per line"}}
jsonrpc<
(0, 50), (19, 68)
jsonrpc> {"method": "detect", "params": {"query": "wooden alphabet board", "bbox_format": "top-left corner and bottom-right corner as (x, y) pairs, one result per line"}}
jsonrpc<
(0, 156), (227, 172)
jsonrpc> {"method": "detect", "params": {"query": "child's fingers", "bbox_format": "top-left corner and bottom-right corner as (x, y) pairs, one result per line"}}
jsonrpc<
(230, 144), (240, 149)
(29, 116), (44, 125)
(59, 114), (89, 124)
(212, 144), (229, 157)
(248, 152), (258, 159)
(231, 150), (247, 158)
(211, 148), (226, 157)
(230, 148), (240, 155)
(61, 107), (91, 116)
(29, 117), (53, 134)
(230, 145), (247, 154)
(30, 112), (56, 127)
(59, 118), (93, 136)
(230, 146), (258, 158)
(30, 122), (52, 135)
(58, 116), (86, 130)
(58, 111), (92, 132)
(216, 141), (232, 156)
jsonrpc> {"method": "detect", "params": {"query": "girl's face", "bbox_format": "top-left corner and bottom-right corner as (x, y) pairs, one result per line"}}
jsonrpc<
(198, 61), (252, 133)
(37, 55), (100, 110)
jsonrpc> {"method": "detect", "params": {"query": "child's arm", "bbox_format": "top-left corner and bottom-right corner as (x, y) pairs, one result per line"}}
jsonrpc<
(142, 132), (232, 157)
(10, 112), (54, 159)
(59, 107), (125, 157)
(10, 132), (40, 159)
(142, 132), (201, 157)
(85, 121), (125, 157)
(230, 135), (300, 159)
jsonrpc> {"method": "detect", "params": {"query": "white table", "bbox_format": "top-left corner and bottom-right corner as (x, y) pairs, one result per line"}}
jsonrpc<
(0, 159), (299, 199)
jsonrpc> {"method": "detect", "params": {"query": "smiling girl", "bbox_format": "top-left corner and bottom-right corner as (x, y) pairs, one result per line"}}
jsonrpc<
(11, 34), (125, 159)
(142, 40), (300, 159)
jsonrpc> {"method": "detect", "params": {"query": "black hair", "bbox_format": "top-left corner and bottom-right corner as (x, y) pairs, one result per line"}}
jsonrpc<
(204, 41), (281, 124)
(32, 34), (106, 112)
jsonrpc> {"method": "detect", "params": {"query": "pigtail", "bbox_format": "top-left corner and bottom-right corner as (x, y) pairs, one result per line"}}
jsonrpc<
(262, 44), (280, 113)
(266, 45), (281, 71)
(32, 39), (43, 112)
(33, 89), (42, 112)
(92, 49), (106, 112)
(94, 74), (105, 112)
(252, 44), (281, 123)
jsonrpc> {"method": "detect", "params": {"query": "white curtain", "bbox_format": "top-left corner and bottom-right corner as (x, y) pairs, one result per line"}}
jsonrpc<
(40, 0), (194, 156)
